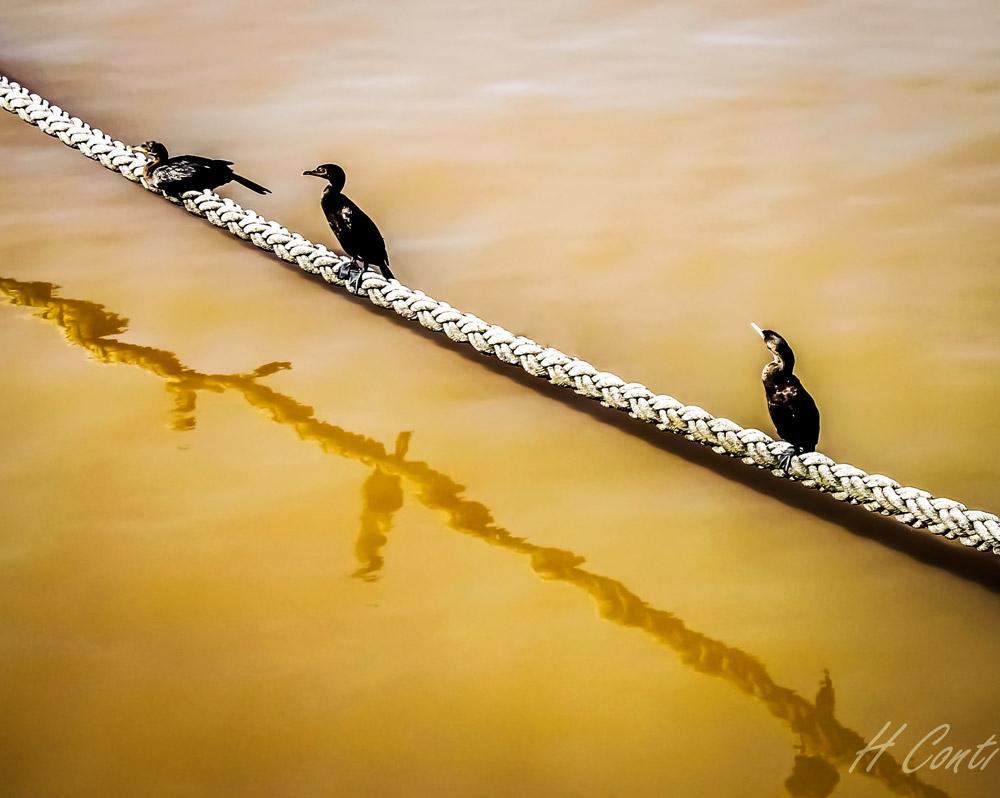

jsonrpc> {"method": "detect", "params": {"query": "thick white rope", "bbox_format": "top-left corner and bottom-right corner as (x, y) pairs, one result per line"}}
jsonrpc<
(3, 74), (998, 558)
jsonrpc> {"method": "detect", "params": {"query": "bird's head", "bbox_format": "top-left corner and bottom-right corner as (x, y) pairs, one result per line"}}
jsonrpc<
(751, 323), (795, 370)
(303, 163), (346, 192)
(134, 140), (168, 163)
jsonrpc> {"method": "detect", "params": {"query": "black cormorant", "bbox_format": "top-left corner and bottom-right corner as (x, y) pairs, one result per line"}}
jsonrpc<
(135, 141), (270, 199)
(303, 163), (394, 293)
(751, 323), (821, 472)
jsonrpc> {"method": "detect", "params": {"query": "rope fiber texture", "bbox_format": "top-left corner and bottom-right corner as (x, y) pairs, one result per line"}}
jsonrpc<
(3, 74), (998, 558)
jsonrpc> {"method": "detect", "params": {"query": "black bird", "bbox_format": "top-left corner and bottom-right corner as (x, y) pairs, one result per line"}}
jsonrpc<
(752, 323), (821, 472)
(303, 163), (394, 293)
(135, 141), (270, 199)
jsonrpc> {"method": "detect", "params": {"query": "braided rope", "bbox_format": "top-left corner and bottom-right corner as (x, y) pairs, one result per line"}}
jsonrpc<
(3, 75), (998, 557)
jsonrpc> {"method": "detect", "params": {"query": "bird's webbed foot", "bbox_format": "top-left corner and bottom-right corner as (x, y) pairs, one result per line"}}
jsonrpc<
(347, 262), (370, 294)
(338, 259), (368, 294)
(336, 259), (356, 281)
(777, 445), (799, 474)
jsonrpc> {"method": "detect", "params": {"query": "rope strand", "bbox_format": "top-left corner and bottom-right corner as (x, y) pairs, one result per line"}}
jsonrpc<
(2, 74), (998, 557)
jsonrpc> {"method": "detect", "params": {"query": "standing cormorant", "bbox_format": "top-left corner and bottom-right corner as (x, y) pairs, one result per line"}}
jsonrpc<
(303, 163), (394, 293)
(135, 141), (270, 199)
(751, 323), (821, 472)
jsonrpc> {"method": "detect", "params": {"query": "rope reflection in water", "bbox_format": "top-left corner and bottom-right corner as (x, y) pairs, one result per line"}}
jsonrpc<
(1, 276), (950, 798)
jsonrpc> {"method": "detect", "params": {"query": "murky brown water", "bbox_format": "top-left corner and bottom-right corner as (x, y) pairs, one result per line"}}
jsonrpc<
(2, 2), (1000, 797)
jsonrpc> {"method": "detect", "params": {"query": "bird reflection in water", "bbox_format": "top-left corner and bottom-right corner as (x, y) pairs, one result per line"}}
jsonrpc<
(354, 430), (411, 580)
(786, 672), (840, 797)
(0, 276), (949, 798)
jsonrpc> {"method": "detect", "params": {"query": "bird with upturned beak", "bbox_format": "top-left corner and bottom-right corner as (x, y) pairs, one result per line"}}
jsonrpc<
(751, 323), (821, 472)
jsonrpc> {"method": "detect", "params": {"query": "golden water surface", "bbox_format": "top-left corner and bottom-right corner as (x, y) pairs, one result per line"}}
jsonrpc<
(2, 2), (1000, 797)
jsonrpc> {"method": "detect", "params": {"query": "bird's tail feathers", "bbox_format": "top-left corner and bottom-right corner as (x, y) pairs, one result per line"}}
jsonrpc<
(232, 174), (271, 195)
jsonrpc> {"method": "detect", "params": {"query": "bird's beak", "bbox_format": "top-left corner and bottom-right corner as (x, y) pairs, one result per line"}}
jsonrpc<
(750, 322), (765, 338)
(134, 146), (148, 155)
(303, 168), (322, 177)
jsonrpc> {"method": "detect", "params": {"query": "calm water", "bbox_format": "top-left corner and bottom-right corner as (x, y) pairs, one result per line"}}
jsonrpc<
(2, 2), (1000, 797)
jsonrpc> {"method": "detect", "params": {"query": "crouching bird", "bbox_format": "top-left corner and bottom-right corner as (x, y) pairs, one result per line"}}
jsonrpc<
(135, 141), (270, 199)
(751, 323), (821, 472)
(303, 163), (394, 294)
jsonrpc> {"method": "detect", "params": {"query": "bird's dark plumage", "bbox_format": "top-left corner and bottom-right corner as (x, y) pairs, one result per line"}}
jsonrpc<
(135, 141), (270, 199)
(752, 323), (821, 471)
(303, 163), (394, 292)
